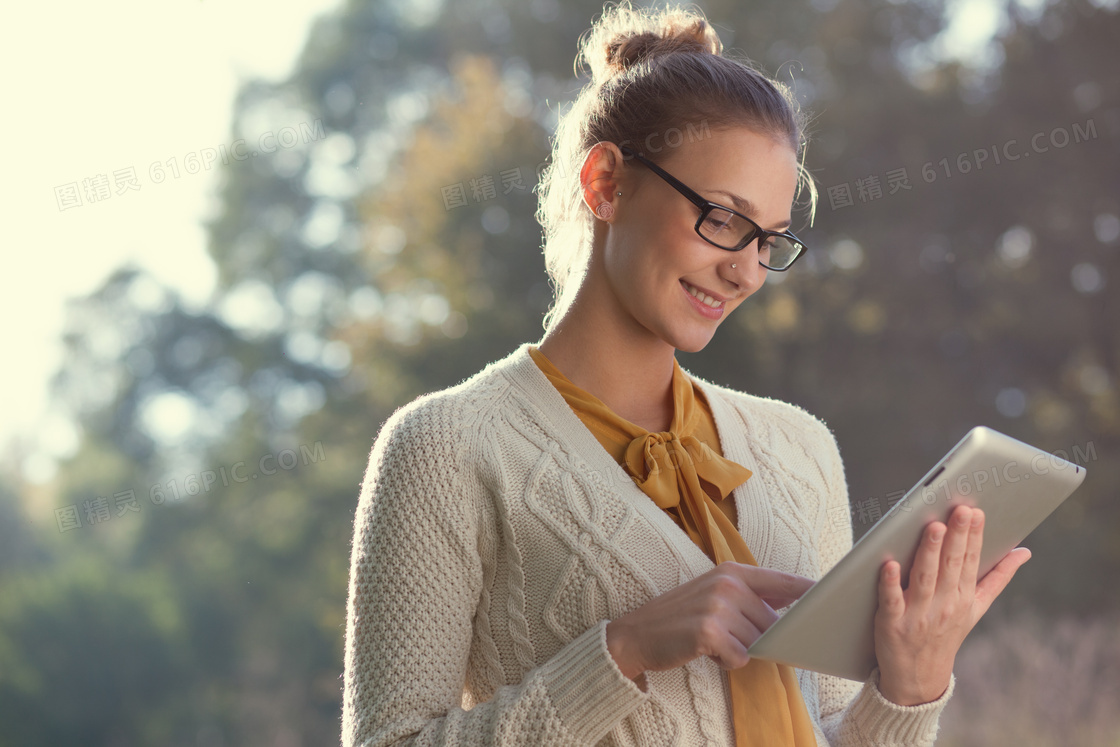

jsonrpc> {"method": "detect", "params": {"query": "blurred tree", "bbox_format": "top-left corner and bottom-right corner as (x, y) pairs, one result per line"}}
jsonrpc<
(0, 560), (192, 747)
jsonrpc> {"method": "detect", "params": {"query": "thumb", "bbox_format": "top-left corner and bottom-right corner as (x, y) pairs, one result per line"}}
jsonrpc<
(975, 548), (1031, 617)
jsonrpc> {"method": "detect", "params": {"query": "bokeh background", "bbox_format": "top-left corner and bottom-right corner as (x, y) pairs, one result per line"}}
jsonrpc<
(1, 0), (1118, 745)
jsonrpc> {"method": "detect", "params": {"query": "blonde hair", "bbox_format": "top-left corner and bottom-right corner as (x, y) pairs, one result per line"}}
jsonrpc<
(534, 0), (817, 333)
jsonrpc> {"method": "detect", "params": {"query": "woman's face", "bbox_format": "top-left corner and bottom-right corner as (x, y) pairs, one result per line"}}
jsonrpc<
(588, 126), (800, 354)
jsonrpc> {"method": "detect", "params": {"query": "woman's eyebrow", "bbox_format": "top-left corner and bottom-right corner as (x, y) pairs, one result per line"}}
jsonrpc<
(709, 189), (792, 230)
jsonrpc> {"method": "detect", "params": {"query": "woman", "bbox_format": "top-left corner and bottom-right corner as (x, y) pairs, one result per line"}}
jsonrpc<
(341, 3), (1031, 745)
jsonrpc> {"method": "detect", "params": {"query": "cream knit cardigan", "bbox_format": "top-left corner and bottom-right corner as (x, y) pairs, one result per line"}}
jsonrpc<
(342, 341), (956, 746)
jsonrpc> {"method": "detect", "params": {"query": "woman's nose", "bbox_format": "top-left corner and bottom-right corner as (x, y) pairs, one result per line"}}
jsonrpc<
(736, 242), (767, 288)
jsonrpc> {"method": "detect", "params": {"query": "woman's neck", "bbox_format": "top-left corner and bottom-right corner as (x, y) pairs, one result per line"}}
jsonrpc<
(535, 286), (677, 433)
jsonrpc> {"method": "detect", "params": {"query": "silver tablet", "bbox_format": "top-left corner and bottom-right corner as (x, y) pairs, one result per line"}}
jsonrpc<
(745, 426), (1088, 682)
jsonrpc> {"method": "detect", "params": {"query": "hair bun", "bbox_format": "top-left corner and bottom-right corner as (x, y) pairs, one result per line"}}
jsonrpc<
(578, 2), (723, 85)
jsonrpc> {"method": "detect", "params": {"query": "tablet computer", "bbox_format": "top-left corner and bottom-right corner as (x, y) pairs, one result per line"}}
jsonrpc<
(745, 426), (1087, 682)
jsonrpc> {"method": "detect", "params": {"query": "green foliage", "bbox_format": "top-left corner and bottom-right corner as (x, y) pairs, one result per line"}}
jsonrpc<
(0, 561), (190, 746)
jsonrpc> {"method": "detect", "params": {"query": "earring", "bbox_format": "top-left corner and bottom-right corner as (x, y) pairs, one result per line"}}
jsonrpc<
(731, 263), (737, 269)
(596, 191), (622, 220)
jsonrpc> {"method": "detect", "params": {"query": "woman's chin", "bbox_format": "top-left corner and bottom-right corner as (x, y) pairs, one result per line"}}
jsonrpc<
(667, 326), (718, 354)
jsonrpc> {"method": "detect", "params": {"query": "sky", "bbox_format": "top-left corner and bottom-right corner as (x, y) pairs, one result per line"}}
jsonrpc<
(0, 0), (1007, 487)
(1, 0), (345, 484)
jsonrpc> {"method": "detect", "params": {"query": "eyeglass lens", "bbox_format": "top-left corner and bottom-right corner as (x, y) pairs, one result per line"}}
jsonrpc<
(699, 207), (802, 269)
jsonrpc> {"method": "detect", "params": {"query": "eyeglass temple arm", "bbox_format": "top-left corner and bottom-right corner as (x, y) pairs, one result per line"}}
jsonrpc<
(618, 146), (710, 213)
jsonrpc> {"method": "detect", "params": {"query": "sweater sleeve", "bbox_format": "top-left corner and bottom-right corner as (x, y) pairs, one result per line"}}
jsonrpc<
(811, 419), (957, 747)
(341, 398), (651, 747)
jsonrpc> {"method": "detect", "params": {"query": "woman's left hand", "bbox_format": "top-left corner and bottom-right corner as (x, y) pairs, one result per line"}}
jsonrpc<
(873, 503), (1032, 706)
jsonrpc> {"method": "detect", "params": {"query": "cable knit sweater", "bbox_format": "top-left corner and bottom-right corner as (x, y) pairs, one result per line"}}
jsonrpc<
(342, 341), (956, 746)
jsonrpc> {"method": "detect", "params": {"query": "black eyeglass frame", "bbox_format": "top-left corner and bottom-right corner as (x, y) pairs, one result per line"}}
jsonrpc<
(617, 144), (807, 271)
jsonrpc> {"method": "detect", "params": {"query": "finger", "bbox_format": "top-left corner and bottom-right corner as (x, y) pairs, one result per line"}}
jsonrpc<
(737, 592), (780, 634)
(959, 508), (985, 598)
(735, 565), (816, 601)
(935, 505), (973, 597)
(725, 612), (766, 656)
(709, 612), (763, 670)
(710, 571), (782, 633)
(973, 547), (1031, 621)
(877, 559), (906, 622)
(907, 520), (946, 609)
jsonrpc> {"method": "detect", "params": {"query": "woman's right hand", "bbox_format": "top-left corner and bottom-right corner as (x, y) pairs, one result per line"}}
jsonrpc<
(605, 563), (816, 679)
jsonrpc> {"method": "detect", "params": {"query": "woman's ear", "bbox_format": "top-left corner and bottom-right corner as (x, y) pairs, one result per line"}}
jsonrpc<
(580, 141), (623, 220)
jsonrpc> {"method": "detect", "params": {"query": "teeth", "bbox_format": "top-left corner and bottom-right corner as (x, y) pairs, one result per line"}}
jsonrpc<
(683, 281), (723, 308)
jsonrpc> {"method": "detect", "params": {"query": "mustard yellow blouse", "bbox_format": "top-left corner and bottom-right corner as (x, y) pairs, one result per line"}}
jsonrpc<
(529, 345), (818, 747)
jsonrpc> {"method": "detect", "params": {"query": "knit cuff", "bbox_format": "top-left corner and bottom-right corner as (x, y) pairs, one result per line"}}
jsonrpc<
(539, 619), (651, 744)
(845, 665), (956, 744)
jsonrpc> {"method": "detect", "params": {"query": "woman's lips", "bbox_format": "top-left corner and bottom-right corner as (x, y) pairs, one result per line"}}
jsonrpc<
(680, 279), (724, 320)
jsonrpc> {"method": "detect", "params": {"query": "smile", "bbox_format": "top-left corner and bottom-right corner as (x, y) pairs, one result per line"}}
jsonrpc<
(680, 280), (726, 321)
(680, 280), (725, 308)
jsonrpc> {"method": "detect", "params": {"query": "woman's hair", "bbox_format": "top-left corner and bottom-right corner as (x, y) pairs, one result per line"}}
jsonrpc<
(534, 0), (817, 333)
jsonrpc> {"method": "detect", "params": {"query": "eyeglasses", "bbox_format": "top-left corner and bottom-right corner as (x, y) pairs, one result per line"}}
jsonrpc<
(617, 145), (808, 271)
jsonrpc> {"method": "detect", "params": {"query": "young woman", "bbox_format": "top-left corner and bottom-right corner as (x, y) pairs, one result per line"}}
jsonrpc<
(342, 3), (1031, 745)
